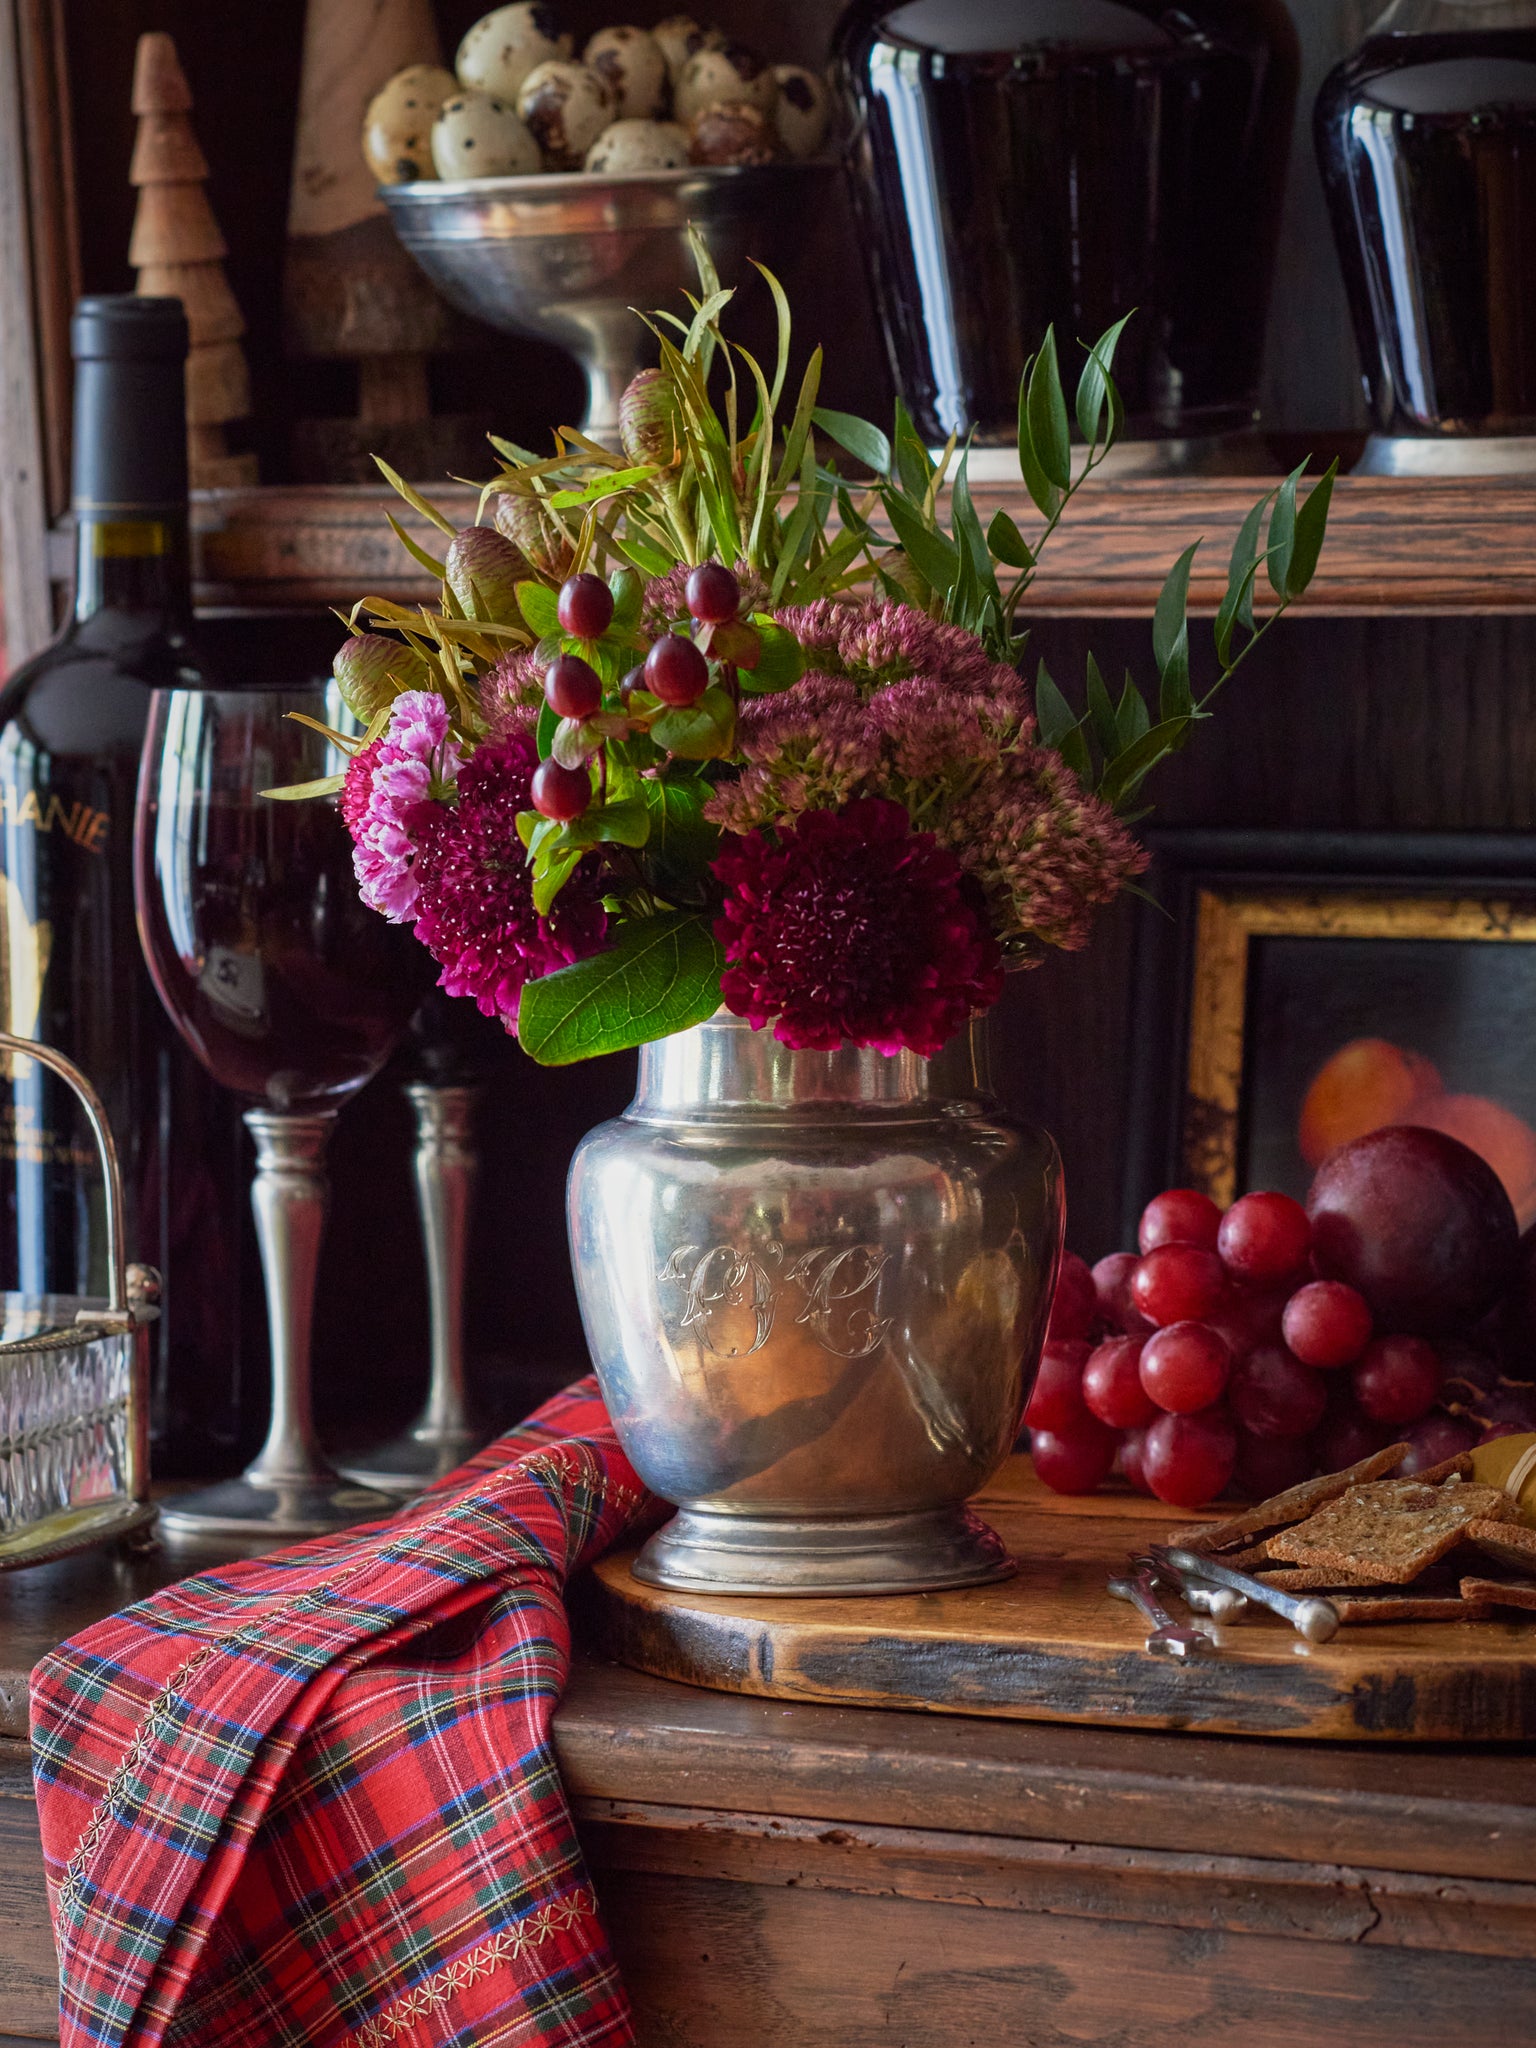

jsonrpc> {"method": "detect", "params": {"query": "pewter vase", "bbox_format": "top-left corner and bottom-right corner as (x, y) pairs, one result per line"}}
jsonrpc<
(568, 1010), (1064, 1595)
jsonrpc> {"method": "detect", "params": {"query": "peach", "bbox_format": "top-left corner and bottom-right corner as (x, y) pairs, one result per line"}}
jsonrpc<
(1298, 1037), (1441, 1167)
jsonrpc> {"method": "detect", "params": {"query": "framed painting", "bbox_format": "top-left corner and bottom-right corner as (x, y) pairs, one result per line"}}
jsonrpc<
(1125, 831), (1536, 1240)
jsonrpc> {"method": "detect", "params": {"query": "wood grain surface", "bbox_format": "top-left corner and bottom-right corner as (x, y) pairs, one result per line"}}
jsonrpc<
(585, 1458), (1536, 1742)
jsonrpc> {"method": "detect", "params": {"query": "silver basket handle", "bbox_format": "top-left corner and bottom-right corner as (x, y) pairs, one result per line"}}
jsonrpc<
(0, 1032), (128, 1316)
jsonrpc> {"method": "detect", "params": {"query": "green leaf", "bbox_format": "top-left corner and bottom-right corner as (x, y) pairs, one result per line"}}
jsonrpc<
(552, 720), (593, 771)
(536, 701), (559, 761)
(516, 909), (725, 1065)
(987, 509), (1034, 570)
(532, 846), (583, 917)
(650, 684), (736, 760)
(1267, 462), (1304, 601)
(774, 345), (823, 493)
(811, 407), (891, 476)
(642, 774), (721, 899)
(517, 581), (560, 636)
(608, 566), (643, 638)
(743, 618), (806, 694)
(882, 491), (960, 598)
(1015, 359), (1058, 520)
(1033, 660), (1079, 754)
(892, 398), (936, 501)
(951, 450), (999, 602)
(1075, 312), (1133, 447)
(1286, 459), (1337, 601)
(1114, 675), (1151, 750)
(373, 458), (457, 538)
(1025, 328), (1072, 493)
(546, 463), (658, 510)
(1153, 541), (1199, 722)
(558, 796), (650, 850)
(1097, 716), (1192, 813)
(1215, 491), (1273, 666)
(259, 773), (346, 801)
(1085, 652), (1119, 761)
(384, 513), (448, 581)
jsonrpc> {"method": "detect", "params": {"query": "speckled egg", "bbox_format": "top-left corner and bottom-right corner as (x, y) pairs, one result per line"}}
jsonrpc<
(651, 15), (713, 86)
(687, 98), (776, 167)
(456, 4), (572, 101)
(517, 60), (616, 168)
(583, 26), (668, 121)
(771, 64), (830, 158)
(584, 117), (690, 172)
(363, 65), (460, 184)
(674, 43), (777, 126)
(431, 90), (542, 179)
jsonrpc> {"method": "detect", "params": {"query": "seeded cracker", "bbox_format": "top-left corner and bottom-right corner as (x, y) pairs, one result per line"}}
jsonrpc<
(1461, 1576), (1536, 1613)
(1463, 1517), (1536, 1576)
(1266, 1477), (1518, 1584)
(1330, 1591), (1493, 1624)
(1166, 1444), (1409, 1552)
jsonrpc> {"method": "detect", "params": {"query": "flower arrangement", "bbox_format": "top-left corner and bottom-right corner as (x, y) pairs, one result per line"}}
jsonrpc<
(288, 242), (1334, 1065)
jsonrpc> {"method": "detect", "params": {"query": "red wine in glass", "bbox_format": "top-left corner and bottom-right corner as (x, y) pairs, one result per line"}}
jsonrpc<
(135, 686), (420, 1533)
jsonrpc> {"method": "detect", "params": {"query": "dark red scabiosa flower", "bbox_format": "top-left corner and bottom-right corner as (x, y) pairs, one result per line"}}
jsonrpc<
(713, 796), (1003, 1057)
(410, 728), (608, 1031)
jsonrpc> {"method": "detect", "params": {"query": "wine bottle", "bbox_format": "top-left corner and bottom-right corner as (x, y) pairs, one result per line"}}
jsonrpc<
(0, 294), (245, 1474)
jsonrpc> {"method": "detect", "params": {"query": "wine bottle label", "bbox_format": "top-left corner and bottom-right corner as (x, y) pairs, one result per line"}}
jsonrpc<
(87, 520), (170, 560)
(0, 785), (110, 852)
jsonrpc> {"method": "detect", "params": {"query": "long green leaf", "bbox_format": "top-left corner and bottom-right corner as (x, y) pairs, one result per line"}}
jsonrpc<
(1267, 462), (1305, 601)
(812, 407), (891, 477)
(1215, 490), (1273, 666)
(1115, 675), (1152, 750)
(752, 260), (793, 414)
(1015, 356), (1058, 520)
(892, 397), (936, 502)
(1025, 329), (1072, 493)
(1033, 660), (1079, 754)
(987, 509), (1034, 570)
(1075, 313), (1133, 447)
(516, 910), (725, 1065)
(882, 491), (960, 597)
(260, 773), (346, 802)
(547, 464), (658, 509)
(1085, 653), (1119, 760)
(1097, 715), (1192, 812)
(774, 345), (823, 492)
(373, 458), (457, 538)
(383, 513), (449, 582)
(1286, 460), (1338, 600)
(1153, 541), (1200, 721)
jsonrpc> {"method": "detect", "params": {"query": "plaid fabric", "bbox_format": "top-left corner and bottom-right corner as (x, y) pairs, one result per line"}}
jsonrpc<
(31, 1377), (654, 2048)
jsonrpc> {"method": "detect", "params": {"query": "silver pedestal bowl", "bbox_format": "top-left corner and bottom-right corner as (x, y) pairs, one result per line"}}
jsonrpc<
(381, 163), (831, 445)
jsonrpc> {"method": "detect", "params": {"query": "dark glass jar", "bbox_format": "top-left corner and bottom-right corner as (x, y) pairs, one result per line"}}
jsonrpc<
(833, 0), (1299, 446)
(1316, 0), (1536, 454)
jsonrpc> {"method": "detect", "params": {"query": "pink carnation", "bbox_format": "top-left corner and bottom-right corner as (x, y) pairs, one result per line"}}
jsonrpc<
(344, 691), (461, 924)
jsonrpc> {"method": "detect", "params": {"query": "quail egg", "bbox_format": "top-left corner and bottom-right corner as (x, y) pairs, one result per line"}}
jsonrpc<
(518, 60), (616, 168)
(431, 89), (542, 179)
(457, 3), (573, 101)
(771, 64), (830, 158)
(585, 116), (690, 172)
(583, 26), (668, 121)
(674, 42), (777, 126)
(687, 98), (776, 166)
(363, 65), (460, 184)
(651, 14), (715, 85)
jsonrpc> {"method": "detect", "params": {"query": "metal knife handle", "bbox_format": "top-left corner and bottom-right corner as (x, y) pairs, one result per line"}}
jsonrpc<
(1156, 1545), (1339, 1645)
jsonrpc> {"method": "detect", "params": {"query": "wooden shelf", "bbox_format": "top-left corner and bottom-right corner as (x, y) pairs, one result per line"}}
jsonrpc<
(166, 473), (1536, 619)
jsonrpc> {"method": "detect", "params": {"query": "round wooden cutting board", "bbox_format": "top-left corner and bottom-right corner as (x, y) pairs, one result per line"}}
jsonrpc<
(585, 1457), (1536, 1741)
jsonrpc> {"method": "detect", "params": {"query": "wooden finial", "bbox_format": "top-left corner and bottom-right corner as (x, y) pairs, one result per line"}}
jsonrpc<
(132, 32), (193, 117)
(130, 112), (209, 187)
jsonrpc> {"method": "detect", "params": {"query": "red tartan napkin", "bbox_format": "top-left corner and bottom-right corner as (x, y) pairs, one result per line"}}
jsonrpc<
(30, 1377), (653, 2048)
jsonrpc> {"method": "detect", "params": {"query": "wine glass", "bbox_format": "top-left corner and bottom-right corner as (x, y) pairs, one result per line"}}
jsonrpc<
(134, 685), (417, 1535)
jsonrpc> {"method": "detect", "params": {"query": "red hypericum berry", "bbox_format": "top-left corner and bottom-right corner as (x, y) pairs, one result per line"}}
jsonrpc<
(1230, 1344), (1327, 1439)
(1217, 1191), (1312, 1286)
(1399, 1413), (1478, 1474)
(543, 653), (602, 720)
(1031, 1417), (1118, 1495)
(645, 634), (709, 706)
(1235, 1428), (1314, 1501)
(1138, 1188), (1222, 1255)
(1352, 1335), (1442, 1426)
(685, 561), (741, 624)
(1138, 1321), (1233, 1416)
(1117, 1427), (1154, 1495)
(557, 572), (614, 640)
(1143, 1408), (1237, 1509)
(1281, 1280), (1373, 1369)
(1047, 1251), (1098, 1343)
(1092, 1252), (1154, 1336)
(1082, 1336), (1157, 1430)
(530, 757), (591, 821)
(1022, 1340), (1091, 1433)
(1130, 1245), (1227, 1328)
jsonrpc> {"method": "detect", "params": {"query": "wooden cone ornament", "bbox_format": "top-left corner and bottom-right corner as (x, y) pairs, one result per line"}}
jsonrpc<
(129, 32), (258, 488)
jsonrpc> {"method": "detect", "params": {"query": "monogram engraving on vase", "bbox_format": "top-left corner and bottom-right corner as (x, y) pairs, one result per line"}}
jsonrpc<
(659, 1240), (891, 1359)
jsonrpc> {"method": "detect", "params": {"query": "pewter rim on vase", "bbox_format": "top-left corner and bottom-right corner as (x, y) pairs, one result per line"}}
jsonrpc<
(568, 1009), (1064, 1596)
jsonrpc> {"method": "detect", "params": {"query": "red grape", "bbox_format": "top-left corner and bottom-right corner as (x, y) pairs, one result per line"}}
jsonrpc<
(1092, 1252), (1154, 1336)
(1046, 1251), (1098, 1343)
(1022, 1340), (1091, 1433)
(1281, 1280), (1373, 1369)
(685, 561), (741, 624)
(1139, 1321), (1233, 1415)
(1217, 1191), (1312, 1285)
(1235, 1429), (1314, 1500)
(530, 757), (591, 820)
(556, 572), (615, 639)
(1311, 1397), (1388, 1476)
(1082, 1336), (1157, 1430)
(1138, 1188), (1222, 1255)
(1209, 1287), (1287, 1358)
(1117, 1427), (1153, 1495)
(1143, 1409), (1237, 1508)
(1352, 1335), (1442, 1426)
(1229, 1345), (1327, 1439)
(1031, 1418), (1118, 1495)
(543, 653), (602, 719)
(1399, 1413), (1478, 1475)
(1130, 1245), (1227, 1327)
(645, 634), (710, 705)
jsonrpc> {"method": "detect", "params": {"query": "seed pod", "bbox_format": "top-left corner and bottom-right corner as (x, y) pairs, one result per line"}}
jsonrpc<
(333, 633), (425, 723)
(619, 367), (684, 468)
(445, 524), (529, 620)
(491, 494), (574, 581)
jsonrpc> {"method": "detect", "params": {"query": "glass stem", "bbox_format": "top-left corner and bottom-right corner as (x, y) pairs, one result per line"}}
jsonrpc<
(242, 1109), (337, 1486)
(407, 1083), (478, 1445)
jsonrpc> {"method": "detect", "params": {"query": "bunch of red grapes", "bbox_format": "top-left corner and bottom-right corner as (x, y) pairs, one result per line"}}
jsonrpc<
(1029, 1183), (1485, 1510)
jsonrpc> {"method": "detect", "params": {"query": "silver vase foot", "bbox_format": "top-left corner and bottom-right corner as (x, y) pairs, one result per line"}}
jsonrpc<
(160, 1472), (395, 1540)
(631, 1503), (1017, 1597)
(341, 1083), (485, 1496)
